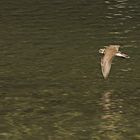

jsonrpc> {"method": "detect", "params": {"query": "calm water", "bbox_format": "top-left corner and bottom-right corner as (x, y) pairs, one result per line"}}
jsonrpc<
(0, 0), (140, 140)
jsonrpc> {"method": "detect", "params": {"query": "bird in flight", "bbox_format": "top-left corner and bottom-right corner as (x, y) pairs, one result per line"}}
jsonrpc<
(99, 45), (130, 79)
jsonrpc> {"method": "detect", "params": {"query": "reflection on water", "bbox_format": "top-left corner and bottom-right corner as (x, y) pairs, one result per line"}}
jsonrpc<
(0, 0), (139, 139)
(99, 90), (124, 140)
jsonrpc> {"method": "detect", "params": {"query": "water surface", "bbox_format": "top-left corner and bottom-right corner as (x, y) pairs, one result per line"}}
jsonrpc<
(0, 0), (140, 139)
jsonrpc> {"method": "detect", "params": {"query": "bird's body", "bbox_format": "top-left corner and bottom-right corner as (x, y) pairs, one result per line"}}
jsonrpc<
(99, 45), (129, 79)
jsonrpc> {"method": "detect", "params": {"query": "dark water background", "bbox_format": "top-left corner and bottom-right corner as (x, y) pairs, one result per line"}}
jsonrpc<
(0, 0), (139, 139)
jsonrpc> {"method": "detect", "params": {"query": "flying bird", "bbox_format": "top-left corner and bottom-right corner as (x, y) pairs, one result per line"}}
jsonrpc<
(99, 45), (130, 79)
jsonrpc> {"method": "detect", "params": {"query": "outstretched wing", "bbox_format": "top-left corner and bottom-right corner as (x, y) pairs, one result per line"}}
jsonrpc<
(101, 57), (112, 79)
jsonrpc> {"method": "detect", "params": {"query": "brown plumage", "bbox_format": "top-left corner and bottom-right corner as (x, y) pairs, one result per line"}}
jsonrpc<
(101, 45), (120, 79)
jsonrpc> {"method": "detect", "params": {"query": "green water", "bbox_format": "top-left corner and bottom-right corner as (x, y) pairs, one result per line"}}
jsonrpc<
(0, 0), (139, 140)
